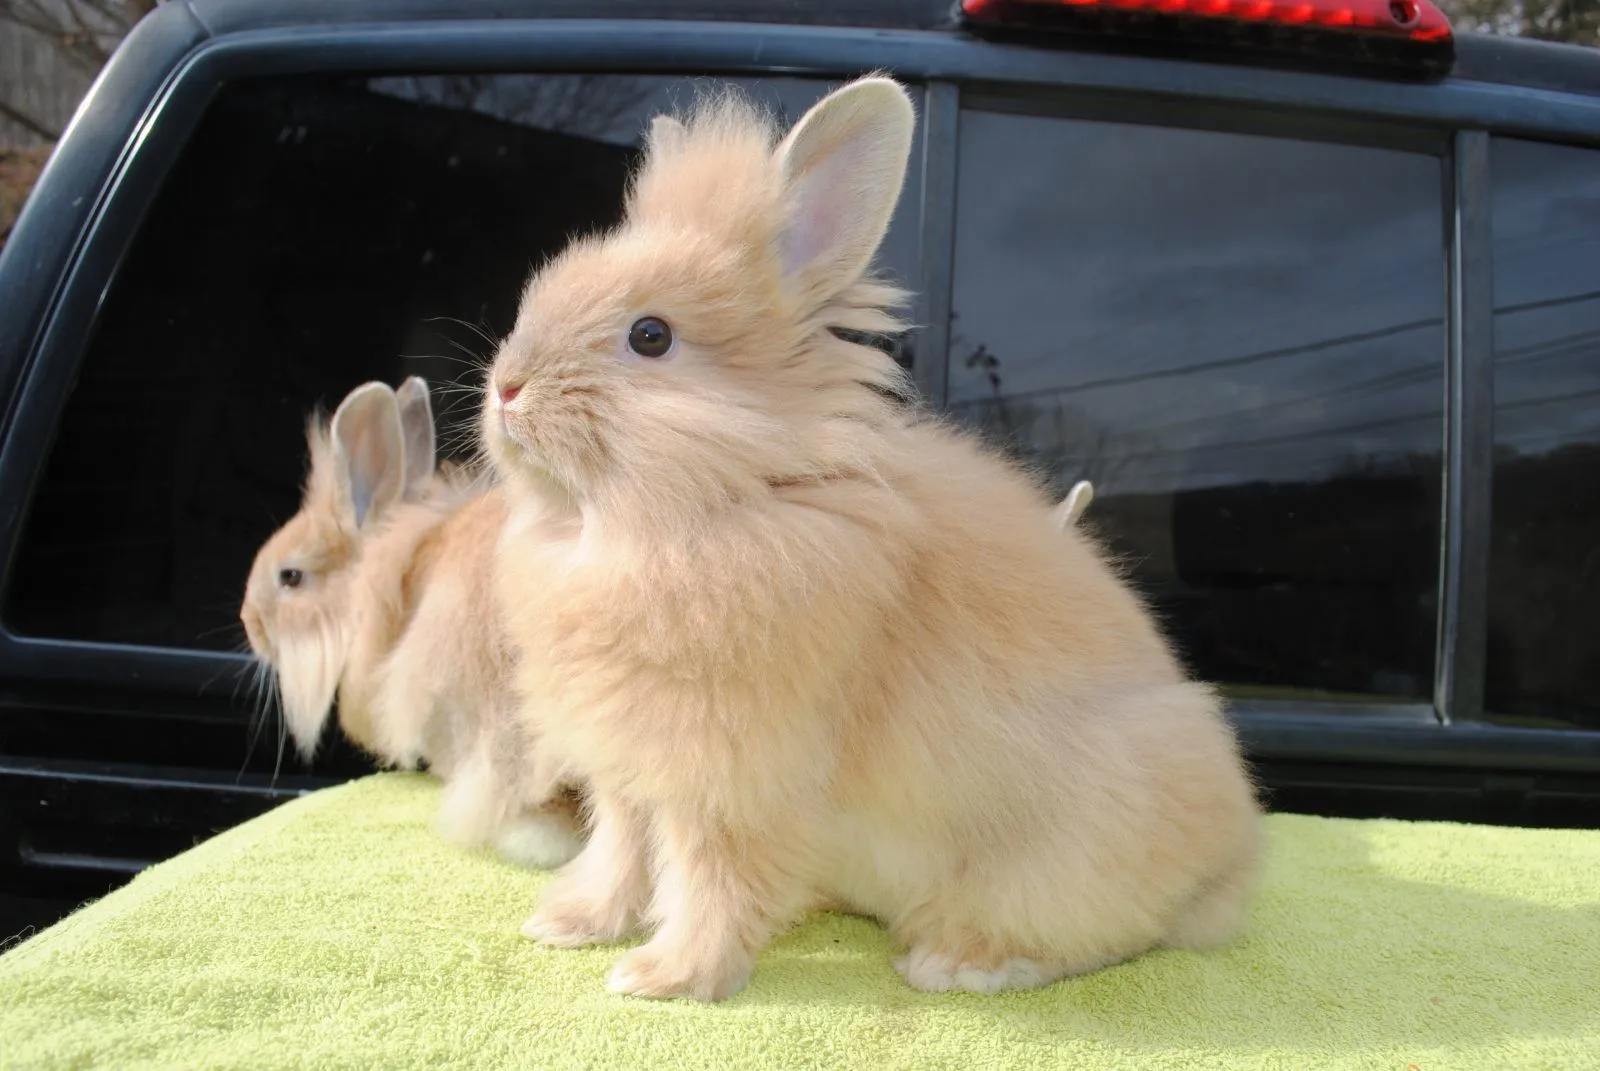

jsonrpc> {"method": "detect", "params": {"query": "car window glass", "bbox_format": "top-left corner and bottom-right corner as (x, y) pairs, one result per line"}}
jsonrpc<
(5, 74), (924, 650)
(1485, 136), (1600, 731)
(949, 110), (1446, 702)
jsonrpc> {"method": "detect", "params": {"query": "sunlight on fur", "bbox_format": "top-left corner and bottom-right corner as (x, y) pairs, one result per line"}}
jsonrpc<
(483, 76), (1261, 1003)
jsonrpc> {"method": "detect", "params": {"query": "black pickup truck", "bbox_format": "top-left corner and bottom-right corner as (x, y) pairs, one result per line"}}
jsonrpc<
(2, 0), (1597, 941)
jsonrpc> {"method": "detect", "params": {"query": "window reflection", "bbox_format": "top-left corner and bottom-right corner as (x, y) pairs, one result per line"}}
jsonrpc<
(1486, 137), (1600, 730)
(950, 112), (1445, 701)
(5, 74), (923, 651)
(367, 75), (924, 301)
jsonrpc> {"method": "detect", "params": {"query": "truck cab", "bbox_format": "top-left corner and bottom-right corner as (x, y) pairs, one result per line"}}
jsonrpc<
(1, 0), (1597, 939)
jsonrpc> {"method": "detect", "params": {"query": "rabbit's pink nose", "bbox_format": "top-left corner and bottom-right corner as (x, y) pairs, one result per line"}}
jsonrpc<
(498, 382), (523, 405)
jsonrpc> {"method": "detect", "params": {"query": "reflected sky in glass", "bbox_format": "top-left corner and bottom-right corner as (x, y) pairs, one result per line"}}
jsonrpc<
(949, 112), (1446, 495)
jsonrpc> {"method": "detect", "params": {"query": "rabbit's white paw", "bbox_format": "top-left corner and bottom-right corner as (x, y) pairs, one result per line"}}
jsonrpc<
(893, 946), (1064, 994)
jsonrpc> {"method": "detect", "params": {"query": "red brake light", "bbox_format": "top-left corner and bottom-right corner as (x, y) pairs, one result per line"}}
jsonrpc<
(960, 0), (1455, 75)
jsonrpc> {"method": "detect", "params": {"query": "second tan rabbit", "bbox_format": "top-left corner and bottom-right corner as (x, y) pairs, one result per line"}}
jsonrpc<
(241, 378), (583, 868)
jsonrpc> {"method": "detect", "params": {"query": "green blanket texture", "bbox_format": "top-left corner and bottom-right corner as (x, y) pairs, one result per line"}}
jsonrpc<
(2, 774), (1597, 1071)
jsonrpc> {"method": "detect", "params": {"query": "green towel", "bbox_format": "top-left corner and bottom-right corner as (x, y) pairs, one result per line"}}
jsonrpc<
(1, 774), (1597, 1071)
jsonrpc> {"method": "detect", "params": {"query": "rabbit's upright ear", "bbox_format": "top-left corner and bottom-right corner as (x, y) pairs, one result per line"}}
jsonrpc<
(395, 376), (437, 499)
(330, 381), (405, 532)
(775, 76), (915, 300)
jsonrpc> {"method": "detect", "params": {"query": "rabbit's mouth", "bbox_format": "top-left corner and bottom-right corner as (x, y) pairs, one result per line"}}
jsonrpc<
(483, 406), (541, 473)
(483, 394), (588, 507)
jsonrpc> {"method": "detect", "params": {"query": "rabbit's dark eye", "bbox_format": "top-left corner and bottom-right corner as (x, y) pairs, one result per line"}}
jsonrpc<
(278, 568), (304, 590)
(627, 317), (674, 359)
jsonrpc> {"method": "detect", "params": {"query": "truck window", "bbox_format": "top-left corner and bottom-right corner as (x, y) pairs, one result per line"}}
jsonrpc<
(4, 73), (924, 651)
(948, 110), (1445, 704)
(1486, 137), (1600, 732)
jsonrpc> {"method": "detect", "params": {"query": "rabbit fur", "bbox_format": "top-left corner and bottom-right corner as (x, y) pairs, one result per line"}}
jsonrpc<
(482, 77), (1260, 1001)
(240, 378), (583, 869)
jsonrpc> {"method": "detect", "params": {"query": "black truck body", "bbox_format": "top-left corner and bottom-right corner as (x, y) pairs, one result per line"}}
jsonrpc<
(2, 0), (1598, 939)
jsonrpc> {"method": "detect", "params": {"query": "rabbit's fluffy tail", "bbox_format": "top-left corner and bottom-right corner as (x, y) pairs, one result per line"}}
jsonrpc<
(1051, 480), (1095, 530)
(493, 808), (584, 870)
(435, 734), (586, 870)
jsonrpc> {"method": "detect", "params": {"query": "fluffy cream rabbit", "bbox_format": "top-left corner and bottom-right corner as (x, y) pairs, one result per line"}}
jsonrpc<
(483, 78), (1259, 1001)
(241, 377), (583, 869)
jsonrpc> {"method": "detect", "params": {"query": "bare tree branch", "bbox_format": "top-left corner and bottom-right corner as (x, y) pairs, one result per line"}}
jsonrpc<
(0, 98), (60, 141)
(5, 0), (58, 22)
(1437, 0), (1600, 44)
(0, 2), (69, 38)
(0, 0), (156, 143)
(62, 0), (114, 67)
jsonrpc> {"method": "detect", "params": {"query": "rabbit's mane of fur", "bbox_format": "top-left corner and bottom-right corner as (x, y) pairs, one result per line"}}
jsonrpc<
(491, 90), (925, 535)
(299, 411), (346, 533)
(626, 89), (911, 346)
(628, 88), (913, 406)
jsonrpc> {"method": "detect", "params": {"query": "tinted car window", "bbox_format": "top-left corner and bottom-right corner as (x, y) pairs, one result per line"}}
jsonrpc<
(949, 111), (1445, 702)
(1485, 137), (1600, 731)
(5, 73), (924, 650)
